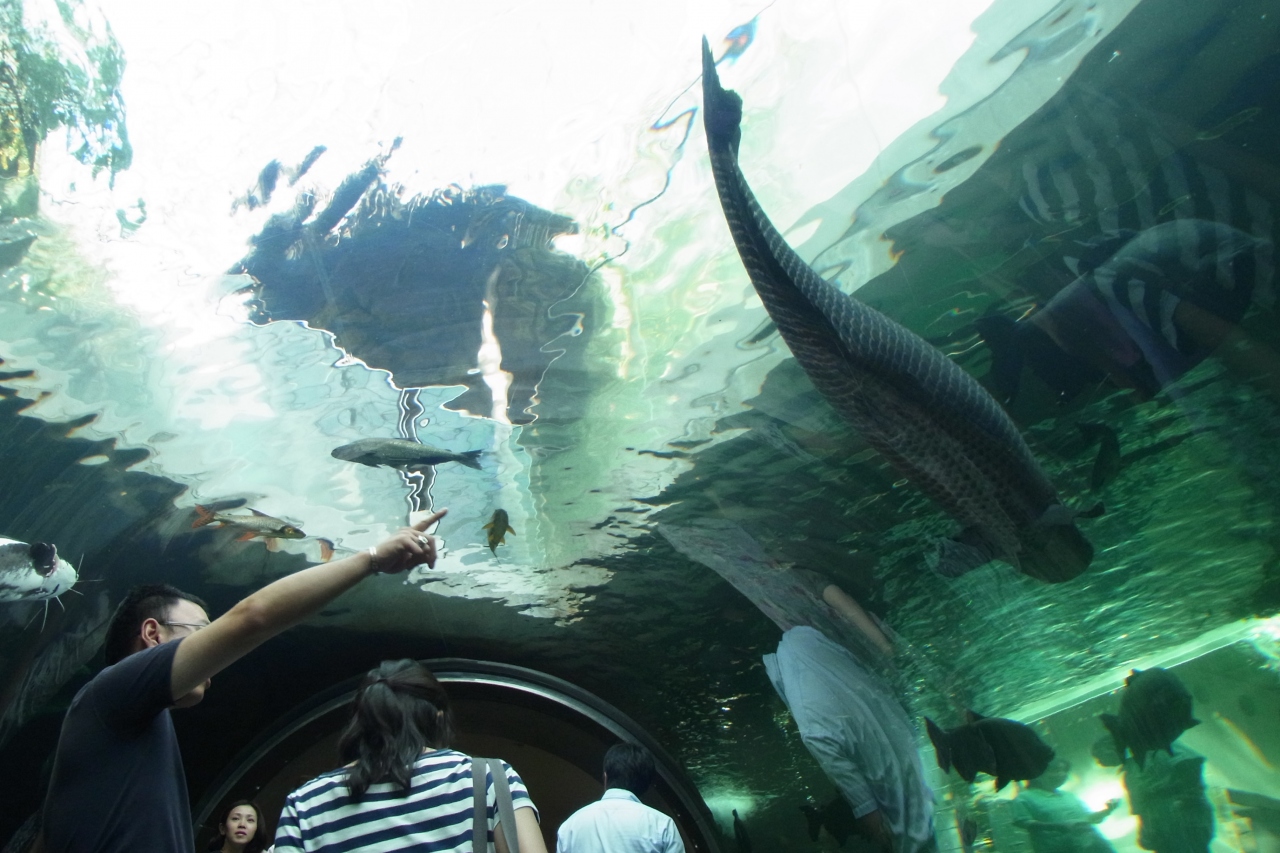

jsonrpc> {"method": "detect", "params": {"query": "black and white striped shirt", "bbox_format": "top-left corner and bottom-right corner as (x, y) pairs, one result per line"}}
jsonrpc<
(274, 749), (536, 853)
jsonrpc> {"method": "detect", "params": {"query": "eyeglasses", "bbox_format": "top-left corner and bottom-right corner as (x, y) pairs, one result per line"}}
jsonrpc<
(162, 620), (209, 633)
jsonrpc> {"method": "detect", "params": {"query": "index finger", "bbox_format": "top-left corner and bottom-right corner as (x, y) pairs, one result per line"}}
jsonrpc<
(412, 508), (448, 531)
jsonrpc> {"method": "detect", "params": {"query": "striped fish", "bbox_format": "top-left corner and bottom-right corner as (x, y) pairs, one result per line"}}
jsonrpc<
(1014, 89), (1275, 311)
(699, 38), (1093, 582)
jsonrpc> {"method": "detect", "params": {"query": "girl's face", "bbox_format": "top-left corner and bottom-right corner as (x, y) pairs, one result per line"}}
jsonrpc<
(222, 805), (258, 846)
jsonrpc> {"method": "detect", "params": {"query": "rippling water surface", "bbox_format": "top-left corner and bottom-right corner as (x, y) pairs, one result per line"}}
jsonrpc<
(3, 0), (1280, 848)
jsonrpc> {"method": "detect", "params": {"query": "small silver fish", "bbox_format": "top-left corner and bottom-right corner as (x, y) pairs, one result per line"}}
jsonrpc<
(0, 537), (77, 604)
(192, 505), (325, 556)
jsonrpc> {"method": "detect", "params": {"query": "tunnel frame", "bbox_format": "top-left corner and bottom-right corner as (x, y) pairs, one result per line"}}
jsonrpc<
(193, 657), (723, 852)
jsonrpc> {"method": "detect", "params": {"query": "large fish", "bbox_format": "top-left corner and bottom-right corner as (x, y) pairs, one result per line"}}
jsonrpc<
(332, 437), (483, 471)
(700, 38), (1093, 582)
(925, 711), (1055, 791)
(0, 538), (77, 604)
(1100, 667), (1200, 768)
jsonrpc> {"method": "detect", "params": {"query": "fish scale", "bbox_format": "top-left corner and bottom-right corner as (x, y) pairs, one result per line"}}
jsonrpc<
(701, 38), (1091, 581)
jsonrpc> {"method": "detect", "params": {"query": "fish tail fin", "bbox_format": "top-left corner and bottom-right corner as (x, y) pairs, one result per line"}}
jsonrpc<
(925, 717), (952, 773)
(459, 450), (484, 470)
(701, 37), (743, 155)
(799, 804), (822, 842)
(1077, 422), (1111, 443)
(192, 505), (217, 529)
(973, 314), (1024, 404)
(317, 539), (335, 562)
(933, 531), (996, 577)
(1100, 713), (1127, 760)
(1077, 502), (1107, 519)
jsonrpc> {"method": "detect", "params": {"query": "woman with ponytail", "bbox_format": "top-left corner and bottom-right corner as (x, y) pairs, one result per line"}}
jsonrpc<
(272, 659), (546, 852)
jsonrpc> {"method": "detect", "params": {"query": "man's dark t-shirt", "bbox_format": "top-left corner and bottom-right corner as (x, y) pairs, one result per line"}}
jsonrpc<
(42, 639), (193, 852)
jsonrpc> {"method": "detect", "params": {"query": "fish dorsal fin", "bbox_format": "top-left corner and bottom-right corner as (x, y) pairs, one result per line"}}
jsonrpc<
(249, 508), (270, 517)
(965, 709), (986, 723)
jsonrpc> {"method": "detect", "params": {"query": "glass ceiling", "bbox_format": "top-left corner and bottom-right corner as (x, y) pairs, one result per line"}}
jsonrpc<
(4, 0), (1280, 848)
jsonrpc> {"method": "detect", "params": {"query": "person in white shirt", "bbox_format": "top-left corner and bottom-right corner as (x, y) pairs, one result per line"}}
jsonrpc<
(556, 743), (685, 853)
(765, 625), (936, 853)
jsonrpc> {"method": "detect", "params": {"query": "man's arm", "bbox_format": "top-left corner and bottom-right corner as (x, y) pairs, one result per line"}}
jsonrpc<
(170, 510), (446, 701)
(821, 584), (895, 657)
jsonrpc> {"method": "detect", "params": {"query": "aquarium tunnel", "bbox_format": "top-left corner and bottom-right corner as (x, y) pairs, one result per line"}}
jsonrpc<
(2, 0), (1280, 851)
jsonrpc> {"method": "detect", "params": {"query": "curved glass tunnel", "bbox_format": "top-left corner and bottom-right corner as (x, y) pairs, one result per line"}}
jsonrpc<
(3, 0), (1280, 850)
(191, 661), (720, 852)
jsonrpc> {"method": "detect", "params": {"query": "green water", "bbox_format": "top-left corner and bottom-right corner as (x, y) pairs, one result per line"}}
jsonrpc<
(2, 0), (1280, 850)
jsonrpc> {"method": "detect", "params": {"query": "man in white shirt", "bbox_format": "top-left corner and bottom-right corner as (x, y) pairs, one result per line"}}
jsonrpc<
(557, 742), (685, 853)
(764, 625), (936, 853)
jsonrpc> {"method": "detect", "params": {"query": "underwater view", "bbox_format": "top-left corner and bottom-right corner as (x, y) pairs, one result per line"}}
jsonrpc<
(2, 0), (1279, 850)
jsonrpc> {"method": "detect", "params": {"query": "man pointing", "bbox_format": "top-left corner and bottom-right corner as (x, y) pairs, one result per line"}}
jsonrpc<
(40, 510), (448, 852)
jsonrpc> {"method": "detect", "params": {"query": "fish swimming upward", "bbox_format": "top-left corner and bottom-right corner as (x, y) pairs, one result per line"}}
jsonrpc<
(0, 538), (77, 604)
(700, 38), (1093, 582)
(483, 509), (516, 555)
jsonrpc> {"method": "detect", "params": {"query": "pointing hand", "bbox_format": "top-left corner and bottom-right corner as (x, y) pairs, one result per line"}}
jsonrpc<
(367, 509), (448, 574)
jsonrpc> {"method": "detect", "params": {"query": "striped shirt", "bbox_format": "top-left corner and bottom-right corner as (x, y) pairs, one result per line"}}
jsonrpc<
(274, 749), (537, 853)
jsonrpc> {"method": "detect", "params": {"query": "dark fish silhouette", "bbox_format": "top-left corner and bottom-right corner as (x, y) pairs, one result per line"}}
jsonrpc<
(925, 711), (1054, 791)
(1078, 423), (1122, 490)
(801, 796), (855, 846)
(700, 38), (1092, 582)
(732, 808), (751, 853)
(1100, 668), (1200, 768)
(331, 437), (483, 471)
(483, 509), (516, 554)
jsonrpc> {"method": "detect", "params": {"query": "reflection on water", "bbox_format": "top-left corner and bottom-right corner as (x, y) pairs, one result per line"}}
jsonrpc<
(2, 0), (1280, 849)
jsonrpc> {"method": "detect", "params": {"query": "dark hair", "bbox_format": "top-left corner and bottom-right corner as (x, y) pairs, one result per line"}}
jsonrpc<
(603, 742), (656, 795)
(338, 659), (455, 801)
(208, 799), (267, 853)
(104, 584), (208, 665)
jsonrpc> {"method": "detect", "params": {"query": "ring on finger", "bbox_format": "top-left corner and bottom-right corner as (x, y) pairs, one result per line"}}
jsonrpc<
(417, 534), (429, 546)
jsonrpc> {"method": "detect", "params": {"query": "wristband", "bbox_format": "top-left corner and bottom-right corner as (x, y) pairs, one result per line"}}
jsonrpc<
(367, 545), (380, 573)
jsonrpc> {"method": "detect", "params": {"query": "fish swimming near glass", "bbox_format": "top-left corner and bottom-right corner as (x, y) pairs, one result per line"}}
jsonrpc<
(0, 537), (77, 604)
(925, 711), (1055, 791)
(192, 505), (319, 555)
(800, 796), (855, 847)
(1078, 423), (1122, 490)
(978, 220), (1272, 404)
(483, 509), (516, 555)
(1100, 667), (1200, 768)
(732, 809), (752, 853)
(700, 38), (1094, 582)
(331, 437), (484, 472)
